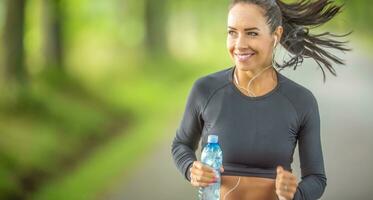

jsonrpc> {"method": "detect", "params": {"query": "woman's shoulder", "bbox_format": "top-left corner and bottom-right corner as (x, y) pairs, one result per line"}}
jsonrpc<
(186, 67), (233, 108)
(278, 73), (318, 110)
(279, 73), (316, 97)
(192, 67), (233, 93)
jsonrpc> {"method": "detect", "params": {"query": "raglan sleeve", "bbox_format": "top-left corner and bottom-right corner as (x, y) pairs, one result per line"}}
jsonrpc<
(293, 92), (327, 200)
(171, 79), (205, 182)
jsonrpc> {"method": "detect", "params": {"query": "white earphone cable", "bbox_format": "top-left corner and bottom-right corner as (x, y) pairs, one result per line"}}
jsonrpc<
(223, 38), (278, 199)
(223, 177), (241, 200)
(234, 38), (278, 97)
(234, 64), (273, 97)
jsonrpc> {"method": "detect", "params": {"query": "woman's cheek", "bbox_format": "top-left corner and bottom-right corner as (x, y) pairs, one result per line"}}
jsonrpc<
(227, 42), (235, 60)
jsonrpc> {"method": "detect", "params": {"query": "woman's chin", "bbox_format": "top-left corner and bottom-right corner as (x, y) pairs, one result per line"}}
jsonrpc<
(235, 63), (255, 71)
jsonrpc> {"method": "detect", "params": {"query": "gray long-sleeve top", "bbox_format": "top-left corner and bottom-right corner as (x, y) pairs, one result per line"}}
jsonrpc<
(171, 66), (327, 200)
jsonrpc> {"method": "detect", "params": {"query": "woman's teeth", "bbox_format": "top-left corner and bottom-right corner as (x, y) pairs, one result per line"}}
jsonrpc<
(235, 53), (255, 62)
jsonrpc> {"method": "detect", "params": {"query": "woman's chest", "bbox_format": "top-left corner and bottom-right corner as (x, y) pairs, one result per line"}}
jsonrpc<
(201, 93), (300, 167)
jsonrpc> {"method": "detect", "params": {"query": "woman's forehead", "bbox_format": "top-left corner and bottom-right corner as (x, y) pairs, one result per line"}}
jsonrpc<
(227, 3), (267, 29)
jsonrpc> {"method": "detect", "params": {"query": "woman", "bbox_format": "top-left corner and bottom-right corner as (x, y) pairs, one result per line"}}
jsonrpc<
(171, 0), (350, 199)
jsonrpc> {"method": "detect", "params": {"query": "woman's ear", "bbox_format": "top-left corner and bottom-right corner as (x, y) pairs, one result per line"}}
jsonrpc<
(274, 26), (283, 46)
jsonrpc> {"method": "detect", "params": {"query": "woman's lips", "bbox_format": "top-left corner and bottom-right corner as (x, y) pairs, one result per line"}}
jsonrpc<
(235, 52), (255, 62)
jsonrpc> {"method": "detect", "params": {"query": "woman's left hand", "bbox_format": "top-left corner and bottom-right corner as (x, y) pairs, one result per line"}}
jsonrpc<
(275, 166), (298, 200)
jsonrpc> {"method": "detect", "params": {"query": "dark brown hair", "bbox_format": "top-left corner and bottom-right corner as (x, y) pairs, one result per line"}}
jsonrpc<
(230, 0), (351, 82)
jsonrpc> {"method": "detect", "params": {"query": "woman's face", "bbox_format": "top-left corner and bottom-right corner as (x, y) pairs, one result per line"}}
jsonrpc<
(227, 3), (281, 71)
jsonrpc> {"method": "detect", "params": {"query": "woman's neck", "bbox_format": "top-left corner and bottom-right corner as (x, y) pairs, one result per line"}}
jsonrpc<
(234, 65), (277, 94)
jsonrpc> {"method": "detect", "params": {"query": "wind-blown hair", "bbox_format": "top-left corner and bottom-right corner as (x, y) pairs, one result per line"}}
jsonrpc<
(230, 0), (351, 82)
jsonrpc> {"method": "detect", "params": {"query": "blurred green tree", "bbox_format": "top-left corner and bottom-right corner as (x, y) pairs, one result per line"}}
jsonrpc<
(43, 0), (65, 70)
(3, 0), (26, 84)
(144, 0), (168, 55)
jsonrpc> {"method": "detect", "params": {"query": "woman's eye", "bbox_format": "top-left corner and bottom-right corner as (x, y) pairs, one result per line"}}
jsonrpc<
(247, 32), (258, 36)
(228, 31), (236, 36)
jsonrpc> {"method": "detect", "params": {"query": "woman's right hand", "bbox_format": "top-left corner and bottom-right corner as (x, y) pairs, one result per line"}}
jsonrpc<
(189, 161), (224, 187)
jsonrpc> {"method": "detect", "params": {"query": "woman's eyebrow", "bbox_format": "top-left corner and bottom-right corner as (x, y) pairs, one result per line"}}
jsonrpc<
(228, 26), (260, 31)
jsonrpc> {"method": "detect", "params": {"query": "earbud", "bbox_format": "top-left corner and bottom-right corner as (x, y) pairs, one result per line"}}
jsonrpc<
(273, 36), (277, 48)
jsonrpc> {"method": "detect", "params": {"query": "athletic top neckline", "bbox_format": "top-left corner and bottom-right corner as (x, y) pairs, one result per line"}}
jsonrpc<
(228, 66), (284, 101)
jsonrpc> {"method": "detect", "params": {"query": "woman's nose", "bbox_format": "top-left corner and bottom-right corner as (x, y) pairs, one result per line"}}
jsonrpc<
(235, 35), (248, 50)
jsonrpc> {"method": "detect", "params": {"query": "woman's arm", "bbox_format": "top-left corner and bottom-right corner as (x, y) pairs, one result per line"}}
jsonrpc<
(171, 80), (205, 182)
(294, 95), (327, 200)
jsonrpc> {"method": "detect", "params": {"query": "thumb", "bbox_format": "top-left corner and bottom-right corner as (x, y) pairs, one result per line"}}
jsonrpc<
(277, 166), (284, 174)
(220, 166), (224, 173)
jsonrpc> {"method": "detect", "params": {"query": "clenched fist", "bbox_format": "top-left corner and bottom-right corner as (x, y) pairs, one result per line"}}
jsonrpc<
(275, 166), (298, 200)
(189, 161), (224, 188)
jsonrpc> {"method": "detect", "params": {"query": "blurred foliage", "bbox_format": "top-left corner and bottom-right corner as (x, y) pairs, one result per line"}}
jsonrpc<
(0, 0), (371, 199)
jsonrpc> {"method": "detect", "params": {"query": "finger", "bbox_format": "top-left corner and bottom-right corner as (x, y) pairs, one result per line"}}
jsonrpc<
(276, 166), (297, 181)
(199, 182), (212, 187)
(277, 178), (298, 190)
(190, 174), (216, 187)
(191, 164), (216, 177)
(284, 180), (298, 189)
(191, 178), (213, 188)
(190, 167), (216, 178)
(276, 181), (297, 198)
(196, 175), (217, 184)
(191, 177), (206, 187)
(194, 161), (215, 173)
(276, 166), (294, 178)
(276, 166), (284, 175)
(190, 168), (216, 182)
(276, 187), (292, 200)
(190, 167), (216, 181)
(277, 173), (292, 183)
(289, 173), (298, 182)
(282, 171), (297, 182)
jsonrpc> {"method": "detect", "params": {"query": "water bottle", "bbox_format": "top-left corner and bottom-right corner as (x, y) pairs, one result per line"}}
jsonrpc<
(198, 135), (223, 200)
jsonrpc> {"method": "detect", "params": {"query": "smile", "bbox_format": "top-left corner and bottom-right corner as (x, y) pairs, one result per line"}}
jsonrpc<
(234, 52), (255, 62)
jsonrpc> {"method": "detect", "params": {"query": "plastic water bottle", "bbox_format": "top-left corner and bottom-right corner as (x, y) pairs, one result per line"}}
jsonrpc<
(198, 135), (223, 200)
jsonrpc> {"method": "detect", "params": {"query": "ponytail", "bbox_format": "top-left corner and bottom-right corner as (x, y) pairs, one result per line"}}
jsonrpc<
(230, 0), (351, 82)
(276, 0), (351, 82)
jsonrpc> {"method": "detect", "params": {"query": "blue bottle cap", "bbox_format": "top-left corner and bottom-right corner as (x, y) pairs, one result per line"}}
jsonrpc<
(208, 135), (218, 143)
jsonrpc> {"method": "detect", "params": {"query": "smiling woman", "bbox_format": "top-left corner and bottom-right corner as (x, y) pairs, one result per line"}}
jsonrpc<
(171, 0), (350, 200)
(227, 2), (283, 97)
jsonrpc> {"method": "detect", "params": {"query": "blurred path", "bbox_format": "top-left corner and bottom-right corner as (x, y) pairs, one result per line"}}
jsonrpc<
(102, 131), (198, 200)
(103, 44), (373, 200)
